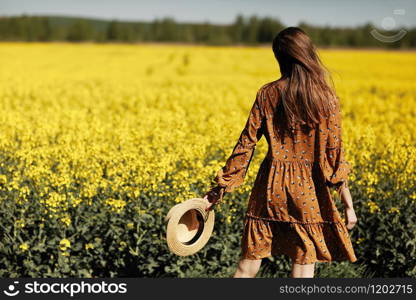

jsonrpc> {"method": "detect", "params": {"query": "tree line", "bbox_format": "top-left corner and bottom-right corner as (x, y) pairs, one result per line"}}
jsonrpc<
(0, 14), (415, 48)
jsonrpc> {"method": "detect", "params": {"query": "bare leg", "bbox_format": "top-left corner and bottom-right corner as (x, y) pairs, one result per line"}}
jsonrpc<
(233, 257), (262, 278)
(290, 261), (315, 278)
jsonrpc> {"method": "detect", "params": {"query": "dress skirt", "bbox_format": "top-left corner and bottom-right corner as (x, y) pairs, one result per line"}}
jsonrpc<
(240, 214), (357, 264)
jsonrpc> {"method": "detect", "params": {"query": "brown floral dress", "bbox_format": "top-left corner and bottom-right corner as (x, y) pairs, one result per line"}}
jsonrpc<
(211, 80), (357, 264)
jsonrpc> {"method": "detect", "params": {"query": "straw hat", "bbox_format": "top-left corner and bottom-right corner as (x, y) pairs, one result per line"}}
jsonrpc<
(165, 198), (215, 256)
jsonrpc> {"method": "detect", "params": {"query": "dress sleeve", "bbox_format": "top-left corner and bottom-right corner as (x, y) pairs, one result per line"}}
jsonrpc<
(323, 98), (351, 194)
(210, 87), (266, 201)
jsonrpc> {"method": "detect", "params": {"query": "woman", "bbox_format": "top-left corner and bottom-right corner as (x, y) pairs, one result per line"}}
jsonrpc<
(203, 27), (358, 278)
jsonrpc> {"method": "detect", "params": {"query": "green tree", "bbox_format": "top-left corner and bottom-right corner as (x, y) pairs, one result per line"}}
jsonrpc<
(107, 20), (122, 41)
(246, 16), (259, 44)
(258, 17), (284, 43)
(231, 14), (245, 43)
(67, 19), (94, 41)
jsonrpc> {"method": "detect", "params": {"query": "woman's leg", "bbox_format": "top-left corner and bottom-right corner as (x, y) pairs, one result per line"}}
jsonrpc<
(233, 257), (262, 278)
(290, 261), (315, 278)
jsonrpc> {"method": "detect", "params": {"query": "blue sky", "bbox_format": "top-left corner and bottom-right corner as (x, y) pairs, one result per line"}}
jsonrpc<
(1, 0), (415, 27)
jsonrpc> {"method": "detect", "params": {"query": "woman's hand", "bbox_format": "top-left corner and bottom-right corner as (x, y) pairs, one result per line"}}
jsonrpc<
(339, 183), (357, 230)
(203, 185), (225, 211)
(344, 206), (357, 230)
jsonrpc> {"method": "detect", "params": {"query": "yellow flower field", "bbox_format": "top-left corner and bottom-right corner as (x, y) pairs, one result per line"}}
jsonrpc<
(0, 43), (414, 212)
(0, 43), (415, 277)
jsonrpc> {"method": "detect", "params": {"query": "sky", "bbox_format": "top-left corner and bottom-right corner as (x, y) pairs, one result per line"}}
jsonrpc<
(1, 0), (415, 28)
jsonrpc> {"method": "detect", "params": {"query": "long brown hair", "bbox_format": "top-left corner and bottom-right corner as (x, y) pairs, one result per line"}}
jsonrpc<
(272, 27), (337, 139)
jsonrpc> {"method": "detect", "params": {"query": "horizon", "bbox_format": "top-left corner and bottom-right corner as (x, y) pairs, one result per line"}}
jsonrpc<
(1, 0), (415, 28)
(2, 13), (416, 30)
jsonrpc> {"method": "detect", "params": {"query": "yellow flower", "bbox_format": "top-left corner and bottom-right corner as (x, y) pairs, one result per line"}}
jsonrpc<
(367, 200), (380, 213)
(388, 207), (400, 214)
(59, 238), (71, 251)
(19, 243), (29, 252)
(127, 222), (134, 229)
(356, 237), (365, 244)
(15, 219), (25, 228)
(0, 174), (7, 184)
(60, 215), (71, 227)
(85, 243), (94, 250)
(366, 187), (375, 195)
(105, 198), (127, 213)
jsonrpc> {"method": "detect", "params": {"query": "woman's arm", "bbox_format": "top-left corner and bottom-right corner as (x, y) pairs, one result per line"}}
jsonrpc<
(339, 181), (353, 209)
(322, 98), (352, 195)
(204, 87), (266, 210)
(339, 182), (357, 229)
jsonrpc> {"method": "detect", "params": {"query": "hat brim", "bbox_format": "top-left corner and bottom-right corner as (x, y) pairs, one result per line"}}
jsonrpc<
(165, 198), (215, 256)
